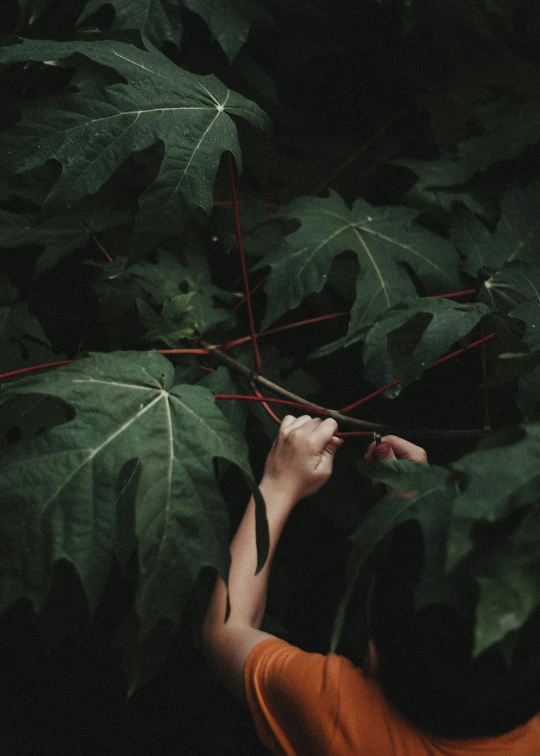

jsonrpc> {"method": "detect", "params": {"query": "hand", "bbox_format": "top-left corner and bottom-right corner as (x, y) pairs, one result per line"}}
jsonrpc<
(364, 435), (428, 464)
(261, 415), (343, 503)
(364, 435), (427, 499)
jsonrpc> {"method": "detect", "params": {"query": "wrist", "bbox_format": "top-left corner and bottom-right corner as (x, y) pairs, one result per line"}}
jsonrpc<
(258, 476), (298, 511)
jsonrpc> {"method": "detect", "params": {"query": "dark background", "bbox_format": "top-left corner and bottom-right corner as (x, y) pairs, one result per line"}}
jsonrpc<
(1, 0), (538, 752)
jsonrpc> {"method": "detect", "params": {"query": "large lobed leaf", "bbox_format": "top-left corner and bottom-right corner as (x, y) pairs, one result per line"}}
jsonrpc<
(0, 37), (270, 254)
(79, 0), (184, 48)
(473, 502), (540, 657)
(0, 301), (62, 374)
(256, 192), (461, 343)
(331, 461), (454, 652)
(183, 0), (268, 62)
(79, 0), (266, 62)
(0, 198), (130, 274)
(452, 183), (540, 280)
(333, 424), (540, 659)
(94, 249), (234, 347)
(397, 99), (540, 206)
(361, 298), (489, 390)
(0, 351), (268, 681)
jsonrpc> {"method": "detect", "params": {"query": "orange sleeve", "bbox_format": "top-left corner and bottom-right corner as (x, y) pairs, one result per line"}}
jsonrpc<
(244, 638), (343, 756)
(244, 638), (407, 756)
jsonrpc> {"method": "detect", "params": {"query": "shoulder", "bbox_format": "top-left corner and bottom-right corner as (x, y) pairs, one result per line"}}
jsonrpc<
(244, 640), (397, 755)
(244, 640), (346, 755)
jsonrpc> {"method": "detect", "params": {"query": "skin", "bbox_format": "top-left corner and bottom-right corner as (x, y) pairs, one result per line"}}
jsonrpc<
(201, 419), (427, 700)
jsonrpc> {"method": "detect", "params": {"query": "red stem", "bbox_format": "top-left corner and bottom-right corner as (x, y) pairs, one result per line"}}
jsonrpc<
(226, 290), (476, 351)
(311, 106), (411, 197)
(157, 349), (210, 355)
(227, 152), (262, 374)
(91, 233), (113, 263)
(0, 360), (73, 381)
(219, 311), (348, 351)
(0, 349), (211, 382)
(233, 275), (270, 312)
(427, 333), (496, 370)
(179, 360), (215, 373)
(214, 200), (283, 210)
(252, 382), (282, 425)
(429, 288), (477, 299)
(339, 332), (496, 413)
(336, 431), (374, 437)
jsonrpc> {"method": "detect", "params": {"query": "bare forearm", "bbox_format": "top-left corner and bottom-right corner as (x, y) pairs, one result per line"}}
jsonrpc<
(202, 480), (295, 643)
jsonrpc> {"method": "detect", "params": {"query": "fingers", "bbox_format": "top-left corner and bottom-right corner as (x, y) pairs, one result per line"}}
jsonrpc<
(280, 414), (299, 430)
(280, 415), (336, 435)
(279, 415), (342, 450)
(368, 441), (397, 461)
(311, 417), (339, 445)
(324, 434), (344, 456)
(364, 435), (427, 464)
(381, 435), (427, 463)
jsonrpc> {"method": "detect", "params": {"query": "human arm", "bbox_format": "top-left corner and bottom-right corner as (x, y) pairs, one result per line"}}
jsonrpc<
(201, 415), (343, 701)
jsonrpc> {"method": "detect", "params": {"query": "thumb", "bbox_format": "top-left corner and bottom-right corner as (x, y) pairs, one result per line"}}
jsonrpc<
(373, 442), (396, 461)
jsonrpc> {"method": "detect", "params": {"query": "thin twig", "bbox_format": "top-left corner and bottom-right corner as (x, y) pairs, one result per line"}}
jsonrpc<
(251, 381), (282, 425)
(203, 341), (485, 440)
(218, 312), (348, 351)
(91, 233), (113, 263)
(480, 323), (491, 431)
(227, 152), (262, 373)
(0, 361), (73, 381)
(429, 289), (477, 299)
(233, 275), (270, 312)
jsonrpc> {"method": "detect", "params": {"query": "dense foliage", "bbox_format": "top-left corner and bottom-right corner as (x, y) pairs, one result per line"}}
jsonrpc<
(1, 0), (540, 752)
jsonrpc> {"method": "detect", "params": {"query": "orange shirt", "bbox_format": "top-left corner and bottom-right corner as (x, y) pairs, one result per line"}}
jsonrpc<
(245, 638), (540, 756)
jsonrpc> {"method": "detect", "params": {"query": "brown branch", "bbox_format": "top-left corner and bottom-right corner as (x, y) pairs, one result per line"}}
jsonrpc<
(200, 341), (485, 441)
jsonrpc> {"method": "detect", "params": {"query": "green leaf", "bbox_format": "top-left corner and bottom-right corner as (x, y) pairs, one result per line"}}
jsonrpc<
(446, 424), (540, 571)
(480, 262), (540, 314)
(0, 302), (61, 373)
(16, 0), (56, 25)
(452, 184), (540, 278)
(137, 293), (198, 346)
(0, 302), (50, 348)
(331, 460), (454, 652)
(472, 502), (540, 656)
(79, 0), (184, 48)
(200, 365), (248, 433)
(397, 101), (540, 201)
(361, 298), (489, 390)
(257, 192), (461, 337)
(183, 0), (268, 62)
(510, 301), (540, 350)
(0, 394), (74, 450)
(79, 0), (266, 62)
(0, 37), (271, 254)
(0, 351), (267, 679)
(491, 297), (540, 388)
(517, 366), (540, 421)
(95, 249), (234, 346)
(0, 197), (129, 274)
